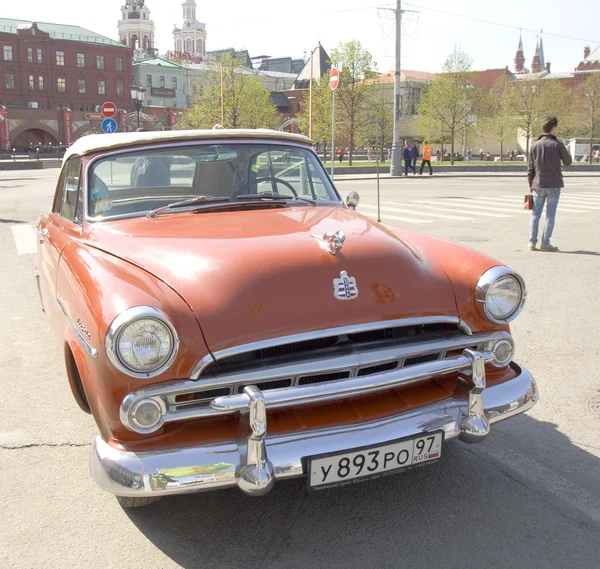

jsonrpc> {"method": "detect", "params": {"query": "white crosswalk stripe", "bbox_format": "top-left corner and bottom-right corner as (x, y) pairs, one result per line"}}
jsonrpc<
(360, 203), (473, 220)
(469, 196), (587, 213)
(361, 211), (432, 224)
(423, 198), (531, 214)
(11, 224), (37, 255)
(411, 200), (513, 217)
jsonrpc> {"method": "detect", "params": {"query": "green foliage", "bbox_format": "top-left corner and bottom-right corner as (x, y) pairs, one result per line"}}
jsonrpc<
(329, 40), (378, 165)
(569, 74), (600, 163)
(364, 84), (394, 160)
(297, 74), (334, 152)
(501, 78), (567, 154)
(476, 75), (515, 158)
(417, 48), (480, 164)
(179, 54), (278, 130)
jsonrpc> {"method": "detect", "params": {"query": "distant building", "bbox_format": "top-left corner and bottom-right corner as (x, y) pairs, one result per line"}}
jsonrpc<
(117, 0), (156, 60)
(172, 0), (206, 62)
(0, 17), (132, 149)
(133, 57), (187, 109)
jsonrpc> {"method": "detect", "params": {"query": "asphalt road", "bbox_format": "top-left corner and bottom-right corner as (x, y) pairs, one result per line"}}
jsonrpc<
(1, 171), (600, 569)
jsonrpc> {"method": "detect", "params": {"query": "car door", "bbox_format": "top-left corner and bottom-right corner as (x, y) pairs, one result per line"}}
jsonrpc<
(37, 158), (83, 320)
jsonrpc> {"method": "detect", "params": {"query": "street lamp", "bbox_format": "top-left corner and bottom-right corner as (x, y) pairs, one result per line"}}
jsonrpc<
(130, 84), (147, 130)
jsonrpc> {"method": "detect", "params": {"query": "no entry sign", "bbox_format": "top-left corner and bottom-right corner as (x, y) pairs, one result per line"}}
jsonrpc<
(329, 67), (339, 90)
(101, 102), (117, 118)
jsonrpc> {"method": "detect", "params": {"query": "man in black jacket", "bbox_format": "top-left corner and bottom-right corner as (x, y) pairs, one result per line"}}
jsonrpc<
(527, 116), (572, 252)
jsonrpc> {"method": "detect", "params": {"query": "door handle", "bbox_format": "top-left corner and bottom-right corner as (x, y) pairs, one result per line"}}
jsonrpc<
(38, 228), (48, 243)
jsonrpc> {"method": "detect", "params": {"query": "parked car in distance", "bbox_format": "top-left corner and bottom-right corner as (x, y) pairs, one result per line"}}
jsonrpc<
(35, 128), (538, 507)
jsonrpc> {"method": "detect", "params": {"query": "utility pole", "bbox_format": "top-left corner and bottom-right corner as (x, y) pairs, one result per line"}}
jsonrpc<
(390, 0), (403, 176)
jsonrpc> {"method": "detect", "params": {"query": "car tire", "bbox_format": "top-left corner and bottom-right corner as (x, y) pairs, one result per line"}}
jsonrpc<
(116, 496), (162, 508)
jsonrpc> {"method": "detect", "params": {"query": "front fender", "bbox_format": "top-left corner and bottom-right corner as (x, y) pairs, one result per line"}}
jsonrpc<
(55, 243), (211, 440)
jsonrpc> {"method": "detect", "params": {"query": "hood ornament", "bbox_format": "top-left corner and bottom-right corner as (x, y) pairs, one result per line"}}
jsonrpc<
(333, 271), (359, 300)
(311, 230), (345, 255)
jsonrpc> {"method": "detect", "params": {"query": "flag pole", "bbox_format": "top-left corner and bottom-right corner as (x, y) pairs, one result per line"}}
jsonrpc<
(309, 47), (314, 140)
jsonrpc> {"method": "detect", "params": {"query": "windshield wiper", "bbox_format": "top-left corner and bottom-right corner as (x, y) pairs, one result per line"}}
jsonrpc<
(147, 196), (231, 218)
(236, 192), (316, 205)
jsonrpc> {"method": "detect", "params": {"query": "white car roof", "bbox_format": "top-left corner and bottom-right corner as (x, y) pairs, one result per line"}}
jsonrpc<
(63, 129), (312, 162)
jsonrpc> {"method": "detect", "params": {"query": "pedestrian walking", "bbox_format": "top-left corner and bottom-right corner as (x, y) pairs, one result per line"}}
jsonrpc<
(387, 147), (391, 162)
(367, 147), (373, 162)
(419, 141), (433, 175)
(467, 148), (472, 161)
(411, 142), (419, 174)
(402, 140), (414, 176)
(527, 116), (572, 252)
(479, 148), (484, 161)
(337, 147), (343, 163)
(436, 148), (441, 161)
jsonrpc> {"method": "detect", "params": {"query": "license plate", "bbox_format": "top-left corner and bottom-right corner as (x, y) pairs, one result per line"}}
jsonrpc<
(307, 431), (444, 489)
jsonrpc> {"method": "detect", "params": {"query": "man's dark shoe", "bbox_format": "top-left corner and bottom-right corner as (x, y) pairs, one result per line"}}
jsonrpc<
(540, 244), (559, 252)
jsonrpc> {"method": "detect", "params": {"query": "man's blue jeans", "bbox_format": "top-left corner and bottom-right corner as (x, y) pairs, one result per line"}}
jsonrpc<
(529, 189), (561, 246)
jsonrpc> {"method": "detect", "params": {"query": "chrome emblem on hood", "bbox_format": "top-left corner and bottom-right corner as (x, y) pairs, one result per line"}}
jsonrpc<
(311, 230), (345, 255)
(333, 271), (358, 300)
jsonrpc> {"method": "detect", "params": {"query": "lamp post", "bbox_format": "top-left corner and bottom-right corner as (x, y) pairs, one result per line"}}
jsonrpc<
(130, 84), (147, 130)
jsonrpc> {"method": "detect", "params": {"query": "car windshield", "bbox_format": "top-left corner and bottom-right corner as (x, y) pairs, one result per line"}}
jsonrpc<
(87, 143), (341, 220)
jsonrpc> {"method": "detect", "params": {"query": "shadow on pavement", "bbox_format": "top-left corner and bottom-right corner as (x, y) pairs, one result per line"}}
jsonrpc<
(557, 250), (600, 256)
(0, 218), (27, 224)
(125, 414), (600, 569)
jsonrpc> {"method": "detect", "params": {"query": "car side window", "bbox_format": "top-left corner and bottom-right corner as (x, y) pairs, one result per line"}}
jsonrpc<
(60, 159), (82, 222)
(52, 166), (68, 214)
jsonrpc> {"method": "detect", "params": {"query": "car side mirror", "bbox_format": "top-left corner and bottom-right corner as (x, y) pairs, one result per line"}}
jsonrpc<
(346, 191), (360, 210)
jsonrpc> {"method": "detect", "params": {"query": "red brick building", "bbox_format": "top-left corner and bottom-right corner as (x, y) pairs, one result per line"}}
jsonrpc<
(0, 18), (132, 149)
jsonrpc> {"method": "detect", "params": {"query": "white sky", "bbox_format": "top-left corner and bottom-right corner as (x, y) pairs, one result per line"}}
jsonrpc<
(3, 0), (600, 74)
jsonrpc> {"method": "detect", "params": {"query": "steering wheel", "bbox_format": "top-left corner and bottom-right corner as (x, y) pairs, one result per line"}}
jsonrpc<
(239, 176), (298, 197)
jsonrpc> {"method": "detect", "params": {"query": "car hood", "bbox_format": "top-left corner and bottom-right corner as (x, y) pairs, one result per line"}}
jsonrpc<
(86, 206), (458, 353)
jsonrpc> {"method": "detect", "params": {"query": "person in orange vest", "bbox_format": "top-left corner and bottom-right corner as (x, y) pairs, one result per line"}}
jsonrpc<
(419, 141), (433, 175)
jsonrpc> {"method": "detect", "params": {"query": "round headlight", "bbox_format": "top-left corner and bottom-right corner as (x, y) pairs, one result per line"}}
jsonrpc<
(106, 307), (179, 378)
(476, 267), (526, 324)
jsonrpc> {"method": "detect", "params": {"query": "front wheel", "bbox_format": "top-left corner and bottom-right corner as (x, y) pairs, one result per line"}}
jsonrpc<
(116, 496), (162, 508)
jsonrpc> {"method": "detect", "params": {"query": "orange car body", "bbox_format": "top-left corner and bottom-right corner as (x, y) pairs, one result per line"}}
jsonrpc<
(35, 130), (537, 504)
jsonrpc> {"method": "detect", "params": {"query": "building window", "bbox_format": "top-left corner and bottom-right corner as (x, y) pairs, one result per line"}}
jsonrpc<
(98, 80), (106, 95)
(96, 55), (104, 69)
(77, 53), (85, 67)
(185, 38), (193, 54)
(56, 51), (65, 66)
(38, 76), (44, 91)
(146, 74), (152, 87)
(78, 79), (86, 94)
(160, 100), (165, 107)
(172, 77), (177, 89)
(6, 72), (15, 89)
(37, 48), (42, 63)
(29, 75), (34, 90)
(57, 77), (66, 92)
(176, 39), (182, 52)
(3, 46), (13, 61)
(159, 76), (165, 88)
(28, 47), (33, 62)
(116, 80), (124, 96)
(116, 57), (123, 72)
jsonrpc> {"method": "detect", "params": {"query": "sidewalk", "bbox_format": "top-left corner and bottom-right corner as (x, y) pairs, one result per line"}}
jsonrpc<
(332, 171), (600, 181)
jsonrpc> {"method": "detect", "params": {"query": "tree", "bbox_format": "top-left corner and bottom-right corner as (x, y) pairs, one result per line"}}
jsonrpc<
(502, 79), (567, 154)
(179, 54), (278, 130)
(297, 74), (333, 161)
(572, 74), (600, 163)
(329, 40), (378, 165)
(365, 84), (394, 161)
(477, 76), (515, 159)
(417, 48), (480, 164)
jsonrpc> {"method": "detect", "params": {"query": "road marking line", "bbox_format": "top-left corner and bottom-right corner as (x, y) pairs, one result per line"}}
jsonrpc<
(361, 211), (432, 224)
(10, 224), (36, 255)
(433, 198), (531, 214)
(412, 200), (513, 218)
(470, 196), (590, 213)
(361, 203), (473, 220)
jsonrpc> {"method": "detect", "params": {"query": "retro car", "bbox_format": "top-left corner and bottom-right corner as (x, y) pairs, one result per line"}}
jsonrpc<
(35, 129), (537, 508)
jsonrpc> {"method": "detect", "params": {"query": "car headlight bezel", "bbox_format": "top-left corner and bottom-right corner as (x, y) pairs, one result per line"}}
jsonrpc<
(105, 306), (179, 379)
(475, 266), (527, 324)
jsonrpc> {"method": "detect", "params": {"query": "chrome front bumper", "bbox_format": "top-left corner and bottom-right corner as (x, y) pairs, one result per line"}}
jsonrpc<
(90, 358), (538, 498)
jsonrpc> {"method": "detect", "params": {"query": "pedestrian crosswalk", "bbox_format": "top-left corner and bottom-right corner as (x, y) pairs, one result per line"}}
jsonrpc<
(359, 192), (600, 225)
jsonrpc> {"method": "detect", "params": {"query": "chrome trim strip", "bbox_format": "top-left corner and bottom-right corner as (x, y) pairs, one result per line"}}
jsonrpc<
(33, 267), (44, 311)
(83, 139), (343, 224)
(91, 363), (537, 498)
(190, 316), (460, 379)
(190, 353), (216, 379)
(57, 299), (97, 358)
(120, 331), (509, 434)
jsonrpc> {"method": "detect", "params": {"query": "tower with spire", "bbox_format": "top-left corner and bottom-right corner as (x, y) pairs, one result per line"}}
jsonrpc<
(172, 0), (207, 62)
(514, 30), (525, 73)
(531, 31), (545, 73)
(118, 0), (156, 60)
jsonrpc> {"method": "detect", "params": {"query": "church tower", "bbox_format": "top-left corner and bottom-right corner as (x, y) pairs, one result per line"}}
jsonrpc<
(531, 33), (545, 73)
(118, 0), (156, 60)
(514, 31), (525, 74)
(172, 0), (207, 61)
